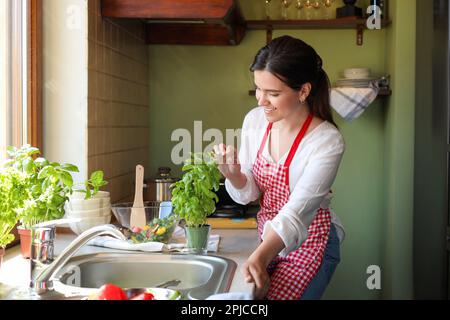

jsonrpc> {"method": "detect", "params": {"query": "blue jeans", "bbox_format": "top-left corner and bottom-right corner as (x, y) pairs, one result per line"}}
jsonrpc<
(300, 224), (341, 300)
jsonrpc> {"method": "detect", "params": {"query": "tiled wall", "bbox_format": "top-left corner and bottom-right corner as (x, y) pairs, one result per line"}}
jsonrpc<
(87, 0), (149, 203)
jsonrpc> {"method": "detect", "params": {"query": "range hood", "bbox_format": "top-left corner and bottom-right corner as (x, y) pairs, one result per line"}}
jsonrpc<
(101, 0), (246, 45)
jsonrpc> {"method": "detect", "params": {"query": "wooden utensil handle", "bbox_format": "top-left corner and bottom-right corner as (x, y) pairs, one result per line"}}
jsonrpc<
(133, 164), (144, 207)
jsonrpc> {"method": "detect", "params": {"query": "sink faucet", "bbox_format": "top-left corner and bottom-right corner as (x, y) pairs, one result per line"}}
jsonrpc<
(30, 224), (126, 294)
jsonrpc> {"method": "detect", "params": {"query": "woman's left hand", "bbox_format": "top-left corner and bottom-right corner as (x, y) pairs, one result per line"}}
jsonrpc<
(241, 255), (270, 300)
(241, 226), (286, 300)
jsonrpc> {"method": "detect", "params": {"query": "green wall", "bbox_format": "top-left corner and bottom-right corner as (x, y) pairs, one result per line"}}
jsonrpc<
(383, 0), (416, 299)
(147, 0), (416, 299)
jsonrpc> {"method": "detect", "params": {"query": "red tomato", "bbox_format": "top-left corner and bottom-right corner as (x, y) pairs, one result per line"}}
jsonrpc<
(130, 292), (155, 300)
(97, 283), (127, 300)
(131, 226), (142, 233)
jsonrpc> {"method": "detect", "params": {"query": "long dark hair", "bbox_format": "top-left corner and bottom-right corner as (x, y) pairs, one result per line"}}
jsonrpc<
(250, 35), (337, 128)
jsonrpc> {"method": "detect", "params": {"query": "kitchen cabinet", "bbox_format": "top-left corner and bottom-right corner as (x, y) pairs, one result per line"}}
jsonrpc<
(101, 0), (246, 45)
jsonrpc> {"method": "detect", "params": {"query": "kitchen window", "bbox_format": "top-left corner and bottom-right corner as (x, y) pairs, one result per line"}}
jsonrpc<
(0, 0), (42, 161)
(0, 0), (42, 248)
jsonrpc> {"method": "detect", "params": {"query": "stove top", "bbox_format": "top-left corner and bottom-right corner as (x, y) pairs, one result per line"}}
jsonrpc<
(210, 204), (258, 219)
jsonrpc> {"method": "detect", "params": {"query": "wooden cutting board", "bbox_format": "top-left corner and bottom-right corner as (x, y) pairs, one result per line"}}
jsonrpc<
(206, 217), (257, 229)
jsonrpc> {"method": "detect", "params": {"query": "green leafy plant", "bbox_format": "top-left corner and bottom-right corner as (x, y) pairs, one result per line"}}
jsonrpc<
(0, 167), (27, 247)
(73, 170), (108, 200)
(2, 145), (80, 229)
(0, 145), (108, 231)
(171, 151), (221, 227)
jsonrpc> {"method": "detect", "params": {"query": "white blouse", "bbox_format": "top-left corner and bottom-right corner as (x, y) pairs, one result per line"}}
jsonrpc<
(225, 106), (346, 257)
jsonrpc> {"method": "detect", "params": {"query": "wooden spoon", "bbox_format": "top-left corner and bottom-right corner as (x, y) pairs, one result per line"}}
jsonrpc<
(130, 164), (146, 229)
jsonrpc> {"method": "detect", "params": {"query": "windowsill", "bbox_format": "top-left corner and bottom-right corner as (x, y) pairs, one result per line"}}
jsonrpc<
(0, 245), (28, 289)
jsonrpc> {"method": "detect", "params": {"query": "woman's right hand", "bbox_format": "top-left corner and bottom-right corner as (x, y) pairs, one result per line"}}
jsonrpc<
(213, 143), (248, 190)
(212, 143), (242, 179)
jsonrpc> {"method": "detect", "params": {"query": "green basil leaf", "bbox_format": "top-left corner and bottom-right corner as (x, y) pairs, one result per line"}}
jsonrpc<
(22, 158), (34, 174)
(34, 157), (49, 168)
(61, 163), (79, 172)
(38, 166), (55, 179)
(60, 171), (73, 188)
(90, 170), (104, 186)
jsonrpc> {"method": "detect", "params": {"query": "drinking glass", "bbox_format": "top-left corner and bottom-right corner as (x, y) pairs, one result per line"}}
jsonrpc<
(321, 0), (334, 19)
(304, 0), (314, 20)
(312, 0), (321, 19)
(281, 0), (293, 20)
(295, 0), (304, 19)
(264, 0), (272, 19)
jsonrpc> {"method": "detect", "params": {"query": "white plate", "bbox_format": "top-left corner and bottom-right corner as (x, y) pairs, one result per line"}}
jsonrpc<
(337, 77), (378, 82)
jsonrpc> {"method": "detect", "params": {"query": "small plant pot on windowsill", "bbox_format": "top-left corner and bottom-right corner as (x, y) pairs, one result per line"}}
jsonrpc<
(185, 224), (211, 255)
(17, 226), (31, 259)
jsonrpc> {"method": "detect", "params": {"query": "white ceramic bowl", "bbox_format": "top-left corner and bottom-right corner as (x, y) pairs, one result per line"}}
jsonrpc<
(69, 190), (110, 200)
(343, 68), (371, 79)
(65, 205), (112, 218)
(67, 197), (111, 211)
(68, 215), (112, 235)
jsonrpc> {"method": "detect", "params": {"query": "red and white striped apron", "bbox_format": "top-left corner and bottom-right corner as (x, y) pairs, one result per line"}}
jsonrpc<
(253, 113), (332, 300)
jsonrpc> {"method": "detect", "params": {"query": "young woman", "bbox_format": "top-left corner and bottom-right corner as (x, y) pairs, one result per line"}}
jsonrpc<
(213, 35), (345, 300)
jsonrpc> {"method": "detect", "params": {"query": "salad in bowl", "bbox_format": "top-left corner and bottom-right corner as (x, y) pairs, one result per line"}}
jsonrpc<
(130, 214), (179, 244)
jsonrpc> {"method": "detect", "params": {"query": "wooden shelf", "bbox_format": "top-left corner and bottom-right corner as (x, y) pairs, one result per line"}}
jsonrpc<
(246, 17), (391, 29)
(248, 86), (392, 97)
(376, 87), (392, 96)
(245, 17), (392, 45)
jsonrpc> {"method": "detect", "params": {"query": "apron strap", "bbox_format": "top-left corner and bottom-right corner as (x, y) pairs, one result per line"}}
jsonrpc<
(284, 113), (314, 186)
(257, 122), (273, 156)
(284, 113), (314, 168)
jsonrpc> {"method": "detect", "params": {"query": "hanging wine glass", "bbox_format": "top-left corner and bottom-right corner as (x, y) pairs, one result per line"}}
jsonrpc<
(312, 0), (321, 19)
(304, 0), (314, 20)
(281, 0), (293, 20)
(321, 0), (334, 20)
(264, 0), (272, 19)
(295, 0), (304, 19)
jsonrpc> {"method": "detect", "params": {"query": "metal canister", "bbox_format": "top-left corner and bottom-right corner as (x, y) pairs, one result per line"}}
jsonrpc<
(154, 167), (177, 202)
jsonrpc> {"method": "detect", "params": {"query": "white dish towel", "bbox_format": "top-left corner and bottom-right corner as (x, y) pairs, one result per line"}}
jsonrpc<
(206, 292), (254, 300)
(330, 85), (379, 122)
(86, 226), (220, 253)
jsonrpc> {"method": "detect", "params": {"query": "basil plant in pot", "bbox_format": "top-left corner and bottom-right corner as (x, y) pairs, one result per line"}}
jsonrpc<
(0, 167), (24, 268)
(171, 152), (221, 254)
(1, 145), (81, 258)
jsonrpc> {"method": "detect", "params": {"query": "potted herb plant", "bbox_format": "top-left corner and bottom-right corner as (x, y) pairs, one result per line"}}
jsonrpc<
(1, 145), (81, 258)
(66, 170), (109, 209)
(64, 171), (110, 235)
(171, 152), (221, 254)
(0, 167), (25, 269)
(0, 145), (106, 258)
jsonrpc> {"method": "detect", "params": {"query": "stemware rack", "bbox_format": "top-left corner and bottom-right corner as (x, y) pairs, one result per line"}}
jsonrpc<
(245, 17), (392, 45)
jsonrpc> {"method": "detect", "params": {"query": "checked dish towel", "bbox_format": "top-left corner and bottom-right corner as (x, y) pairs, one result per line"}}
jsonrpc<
(330, 84), (379, 122)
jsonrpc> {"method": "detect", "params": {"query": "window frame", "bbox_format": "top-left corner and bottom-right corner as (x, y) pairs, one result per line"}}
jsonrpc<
(6, 0), (42, 250)
(27, 0), (42, 151)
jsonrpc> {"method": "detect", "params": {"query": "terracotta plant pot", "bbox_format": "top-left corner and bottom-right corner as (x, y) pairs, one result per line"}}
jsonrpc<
(18, 226), (31, 259)
(0, 247), (5, 270)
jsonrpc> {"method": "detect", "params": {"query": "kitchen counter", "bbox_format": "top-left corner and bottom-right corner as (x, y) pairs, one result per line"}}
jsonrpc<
(0, 227), (259, 299)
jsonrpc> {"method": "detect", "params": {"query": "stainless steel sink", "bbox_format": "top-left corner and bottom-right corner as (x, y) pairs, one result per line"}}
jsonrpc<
(51, 252), (237, 300)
